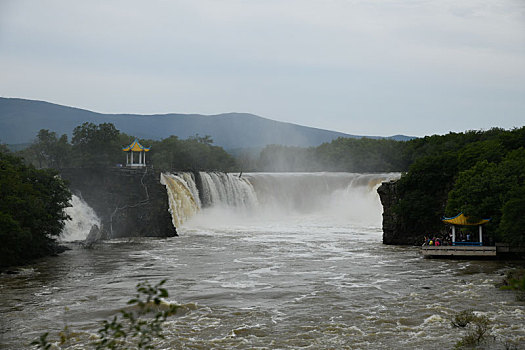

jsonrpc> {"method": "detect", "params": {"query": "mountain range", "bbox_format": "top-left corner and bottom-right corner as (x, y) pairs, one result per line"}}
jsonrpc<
(0, 97), (413, 150)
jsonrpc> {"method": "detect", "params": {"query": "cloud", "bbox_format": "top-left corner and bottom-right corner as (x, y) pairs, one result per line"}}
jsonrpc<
(0, 0), (524, 136)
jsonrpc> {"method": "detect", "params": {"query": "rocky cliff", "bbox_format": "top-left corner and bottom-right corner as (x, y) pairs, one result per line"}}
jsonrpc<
(60, 167), (177, 239)
(377, 180), (420, 245)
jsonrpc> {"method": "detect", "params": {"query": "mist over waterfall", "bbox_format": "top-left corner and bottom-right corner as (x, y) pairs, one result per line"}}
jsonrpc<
(61, 195), (101, 242)
(162, 172), (399, 229)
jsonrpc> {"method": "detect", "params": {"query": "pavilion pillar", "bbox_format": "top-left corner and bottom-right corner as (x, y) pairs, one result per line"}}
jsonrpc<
(452, 225), (456, 245)
(479, 225), (483, 245)
(123, 140), (150, 167)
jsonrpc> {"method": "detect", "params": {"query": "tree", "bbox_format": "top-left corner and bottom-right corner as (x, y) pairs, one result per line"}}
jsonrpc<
(150, 135), (236, 171)
(499, 186), (525, 245)
(385, 127), (525, 246)
(0, 152), (71, 267)
(17, 130), (72, 169)
(72, 122), (121, 167)
(446, 148), (525, 242)
(32, 280), (178, 349)
(0, 142), (10, 153)
(456, 138), (504, 172)
(393, 152), (458, 235)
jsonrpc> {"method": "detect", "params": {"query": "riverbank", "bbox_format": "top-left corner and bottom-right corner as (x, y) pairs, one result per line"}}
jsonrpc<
(0, 242), (69, 273)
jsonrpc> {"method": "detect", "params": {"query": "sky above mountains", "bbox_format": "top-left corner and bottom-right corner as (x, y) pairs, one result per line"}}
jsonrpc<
(0, 0), (524, 137)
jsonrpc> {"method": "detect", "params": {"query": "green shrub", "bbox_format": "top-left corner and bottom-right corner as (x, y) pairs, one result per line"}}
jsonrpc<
(31, 280), (178, 349)
(451, 310), (491, 349)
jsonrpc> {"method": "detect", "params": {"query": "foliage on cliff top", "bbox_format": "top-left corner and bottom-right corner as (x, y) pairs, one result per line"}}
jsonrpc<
(0, 150), (71, 267)
(149, 134), (236, 172)
(392, 126), (525, 245)
(18, 123), (131, 169)
(17, 123), (237, 172)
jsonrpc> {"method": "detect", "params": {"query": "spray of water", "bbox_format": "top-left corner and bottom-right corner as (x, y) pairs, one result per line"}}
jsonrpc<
(163, 172), (400, 230)
(61, 195), (101, 242)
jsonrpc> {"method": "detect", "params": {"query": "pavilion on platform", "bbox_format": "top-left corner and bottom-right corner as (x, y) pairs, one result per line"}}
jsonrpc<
(122, 139), (150, 167)
(442, 213), (490, 246)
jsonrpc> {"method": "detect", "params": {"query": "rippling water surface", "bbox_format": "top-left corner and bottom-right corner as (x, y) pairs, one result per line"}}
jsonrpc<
(1, 216), (524, 349)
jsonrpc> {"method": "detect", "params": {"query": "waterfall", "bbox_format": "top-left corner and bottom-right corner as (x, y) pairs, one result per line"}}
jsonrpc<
(199, 172), (258, 208)
(61, 194), (101, 242)
(161, 173), (200, 228)
(161, 172), (400, 229)
(244, 173), (399, 225)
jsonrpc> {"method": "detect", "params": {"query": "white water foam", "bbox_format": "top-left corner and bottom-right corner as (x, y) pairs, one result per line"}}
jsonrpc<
(161, 172), (400, 230)
(199, 172), (258, 209)
(61, 195), (101, 242)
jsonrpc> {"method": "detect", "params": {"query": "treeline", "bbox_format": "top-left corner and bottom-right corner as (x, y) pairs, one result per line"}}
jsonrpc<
(253, 138), (409, 172)
(0, 150), (71, 268)
(392, 127), (525, 245)
(250, 131), (524, 173)
(235, 138), (407, 172)
(16, 122), (236, 172)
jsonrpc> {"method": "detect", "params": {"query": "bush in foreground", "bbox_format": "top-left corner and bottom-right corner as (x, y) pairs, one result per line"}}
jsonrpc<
(0, 151), (71, 268)
(32, 280), (178, 349)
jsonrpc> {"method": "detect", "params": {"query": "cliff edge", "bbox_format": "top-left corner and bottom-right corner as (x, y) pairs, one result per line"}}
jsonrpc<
(377, 179), (421, 245)
(60, 167), (177, 239)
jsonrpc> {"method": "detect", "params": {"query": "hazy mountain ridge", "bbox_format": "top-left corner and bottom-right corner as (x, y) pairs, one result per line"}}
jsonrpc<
(0, 97), (412, 149)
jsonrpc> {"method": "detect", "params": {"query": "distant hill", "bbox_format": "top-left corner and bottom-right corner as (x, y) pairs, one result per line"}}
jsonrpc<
(0, 97), (413, 149)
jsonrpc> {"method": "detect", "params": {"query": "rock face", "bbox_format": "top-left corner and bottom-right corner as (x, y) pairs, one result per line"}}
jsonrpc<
(60, 167), (177, 239)
(377, 180), (420, 245)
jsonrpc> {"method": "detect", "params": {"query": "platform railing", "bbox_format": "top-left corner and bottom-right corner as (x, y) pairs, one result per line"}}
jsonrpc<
(452, 242), (482, 246)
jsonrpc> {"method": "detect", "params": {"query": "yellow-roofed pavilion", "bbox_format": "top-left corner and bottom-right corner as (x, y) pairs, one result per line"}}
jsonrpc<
(122, 139), (150, 167)
(442, 213), (490, 246)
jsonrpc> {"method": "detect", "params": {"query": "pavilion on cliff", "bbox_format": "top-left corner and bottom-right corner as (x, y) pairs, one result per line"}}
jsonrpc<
(442, 213), (490, 246)
(122, 139), (150, 167)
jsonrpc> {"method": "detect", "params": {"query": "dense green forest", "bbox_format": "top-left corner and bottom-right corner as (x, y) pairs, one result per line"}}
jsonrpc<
(392, 127), (525, 245)
(0, 150), (71, 268)
(16, 122), (236, 172)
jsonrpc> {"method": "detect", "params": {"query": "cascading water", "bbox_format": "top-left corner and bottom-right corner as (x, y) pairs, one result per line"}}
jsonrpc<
(162, 172), (399, 230)
(161, 173), (200, 228)
(199, 172), (258, 208)
(61, 194), (101, 242)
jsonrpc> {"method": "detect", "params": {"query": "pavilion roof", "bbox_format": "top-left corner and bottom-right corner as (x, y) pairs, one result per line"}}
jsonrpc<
(122, 139), (150, 152)
(442, 213), (490, 226)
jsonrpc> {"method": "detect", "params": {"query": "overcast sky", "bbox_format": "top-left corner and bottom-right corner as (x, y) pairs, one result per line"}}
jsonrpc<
(1, 0), (524, 137)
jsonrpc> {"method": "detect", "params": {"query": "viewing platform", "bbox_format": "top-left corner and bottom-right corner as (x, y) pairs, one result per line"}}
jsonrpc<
(422, 212), (498, 258)
(421, 245), (496, 258)
(422, 243), (525, 258)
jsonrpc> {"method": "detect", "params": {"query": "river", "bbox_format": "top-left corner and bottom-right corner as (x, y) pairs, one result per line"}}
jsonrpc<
(0, 173), (523, 349)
